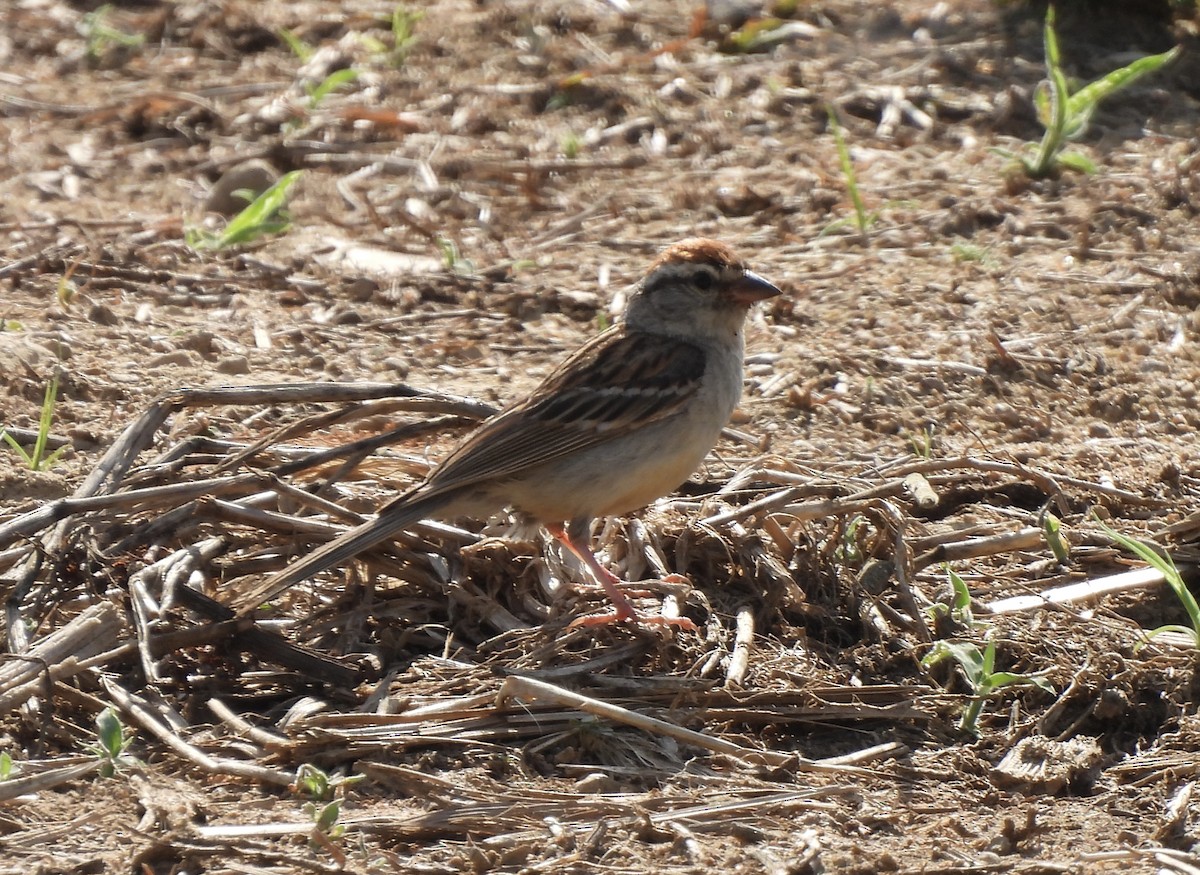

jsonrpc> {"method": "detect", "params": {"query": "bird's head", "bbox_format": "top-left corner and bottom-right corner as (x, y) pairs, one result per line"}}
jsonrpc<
(625, 238), (781, 340)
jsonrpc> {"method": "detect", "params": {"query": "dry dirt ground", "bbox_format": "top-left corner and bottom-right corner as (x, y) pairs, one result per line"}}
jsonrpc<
(3, 0), (1200, 872)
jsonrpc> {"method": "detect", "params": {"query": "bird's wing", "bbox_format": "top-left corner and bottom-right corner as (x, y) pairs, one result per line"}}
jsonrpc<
(420, 327), (708, 493)
(243, 329), (707, 608)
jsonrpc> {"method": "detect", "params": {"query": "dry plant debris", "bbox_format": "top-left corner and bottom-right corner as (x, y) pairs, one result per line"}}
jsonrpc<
(2, 0), (1200, 872)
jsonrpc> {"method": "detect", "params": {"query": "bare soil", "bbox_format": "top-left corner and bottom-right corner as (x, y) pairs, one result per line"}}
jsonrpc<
(2, 1), (1200, 873)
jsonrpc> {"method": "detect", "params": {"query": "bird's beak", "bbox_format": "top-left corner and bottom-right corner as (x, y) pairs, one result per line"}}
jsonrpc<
(726, 269), (782, 306)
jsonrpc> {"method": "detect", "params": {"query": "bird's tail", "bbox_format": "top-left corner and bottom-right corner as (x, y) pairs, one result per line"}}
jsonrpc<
(234, 490), (451, 614)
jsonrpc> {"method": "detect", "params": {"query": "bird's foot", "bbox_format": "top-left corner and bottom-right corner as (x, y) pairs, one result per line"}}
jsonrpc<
(568, 573), (696, 630)
(568, 609), (697, 631)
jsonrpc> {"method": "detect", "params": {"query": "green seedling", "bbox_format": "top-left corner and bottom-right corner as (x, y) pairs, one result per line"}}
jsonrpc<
(358, 5), (423, 66)
(723, 18), (812, 53)
(950, 243), (996, 267)
(187, 171), (303, 251)
(996, 6), (1179, 179)
(1094, 515), (1200, 650)
(821, 106), (877, 239)
(561, 131), (582, 160)
(0, 752), (13, 781)
(909, 424), (935, 460)
(79, 4), (144, 63)
(86, 708), (138, 778)
(279, 28), (315, 62)
(1042, 511), (1072, 565)
(838, 514), (867, 566)
(922, 636), (1053, 735)
(435, 235), (475, 275)
(306, 799), (346, 839)
(723, 18), (785, 53)
(306, 68), (359, 109)
(2, 374), (68, 472)
(294, 763), (364, 802)
(294, 764), (363, 855)
(388, 5), (423, 66)
(927, 566), (987, 631)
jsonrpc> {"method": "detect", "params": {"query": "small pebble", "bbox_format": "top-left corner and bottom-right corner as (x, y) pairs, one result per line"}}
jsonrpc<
(215, 355), (251, 375)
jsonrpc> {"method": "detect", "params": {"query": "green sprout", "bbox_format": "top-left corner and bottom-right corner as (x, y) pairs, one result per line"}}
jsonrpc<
(435, 235), (475, 275)
(2, 374), (68, 472)
(307, 799), (345, 839)
(0, 752), (13, 781)
(909, 424), (936, 460)
(821, 105), (877, 239)
(306, 68), (360, 109)
(388, 5), (423, 66)
(186, 171), (303, 251)
(561, 131), (582, 160)
(922, 636), (1053, 735)
(79, 4), (144, 63)
(293, 764), (363, 850)
(86, 708), (138, 778)
(996, 6), (1179, 179)
(1042, 511), (1072, 565)
(950, 243), (997, 267)
(927, 566), (987, 632)
(294, 763), (364, 802)
(278, 28), (315, 62)
(1094, 515), (1200, 650)
(838, 514), (867, 566)
(358, 5), (422, 65)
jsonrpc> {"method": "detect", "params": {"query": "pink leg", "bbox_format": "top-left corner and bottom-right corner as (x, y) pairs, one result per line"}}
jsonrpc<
(546, 523), (695, 631)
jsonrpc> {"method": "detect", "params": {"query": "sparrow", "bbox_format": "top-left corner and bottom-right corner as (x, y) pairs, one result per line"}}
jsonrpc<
(253, 238), (781, 627)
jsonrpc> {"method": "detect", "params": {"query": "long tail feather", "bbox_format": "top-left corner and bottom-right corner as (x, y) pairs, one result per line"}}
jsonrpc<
(236, 491), (452, 613)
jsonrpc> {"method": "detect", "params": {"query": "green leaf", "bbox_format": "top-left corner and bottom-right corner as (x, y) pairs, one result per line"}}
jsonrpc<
(1, 430), (34, 467)
(922, 640), (986, 690)
(307, 68), (359, 108)
(278, 28), (314, 62)
(315, 800), (341, 832)
(1140, 624), (1200, 648)
(1055, 151), (1097, 174)
(96, 708), (124, 760)
(827, 105), (870, 235)
(1093, 514), (1200, 650)
(981, 637), (997, 676)
(1043, 512), (1072, 564)
(192, 171), (303, 251)
(984, 671), (1055, 695)
(1066, 46), (1181, 124)
(948, 567), (971, 615)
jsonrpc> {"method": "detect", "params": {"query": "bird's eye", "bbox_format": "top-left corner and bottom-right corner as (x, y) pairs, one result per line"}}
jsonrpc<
(693, 270), (715, 291)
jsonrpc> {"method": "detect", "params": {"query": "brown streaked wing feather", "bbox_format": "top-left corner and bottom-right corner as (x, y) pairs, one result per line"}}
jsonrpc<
(418, 327), (707, 493)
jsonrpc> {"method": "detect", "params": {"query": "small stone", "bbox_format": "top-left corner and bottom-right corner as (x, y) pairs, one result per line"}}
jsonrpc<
(179, 331), (217, 355)
(382, 356), (410, 378)
(215, 355), (251, 375)
(205, 160), (279, 216)
(147, 350), (197, 369)
(344, 278), (378, 302)
(87, 303), (119, 325)
(574, 772), (617, 793)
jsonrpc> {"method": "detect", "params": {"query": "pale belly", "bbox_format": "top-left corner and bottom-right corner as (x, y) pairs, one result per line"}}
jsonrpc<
(501, 377), (740, 522)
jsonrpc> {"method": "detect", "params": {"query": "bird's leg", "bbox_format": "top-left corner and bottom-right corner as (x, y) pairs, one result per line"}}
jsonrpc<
(546, 520), (695, 631)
